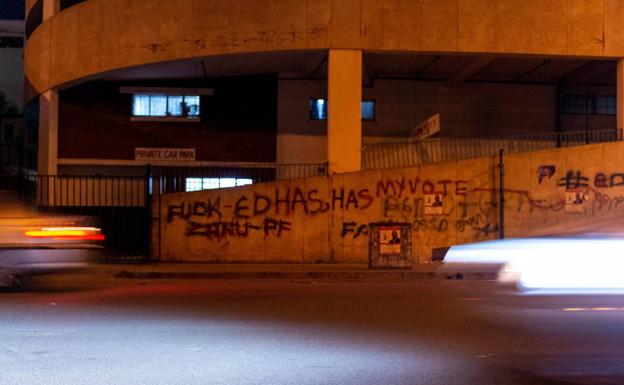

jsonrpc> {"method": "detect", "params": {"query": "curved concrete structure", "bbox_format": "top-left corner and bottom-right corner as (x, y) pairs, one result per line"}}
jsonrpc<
(25, 0), (624, 96)
(20, 0), (624, 262)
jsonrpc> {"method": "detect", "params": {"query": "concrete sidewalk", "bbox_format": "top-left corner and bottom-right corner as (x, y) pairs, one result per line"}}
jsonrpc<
(95, 262), (497, 281)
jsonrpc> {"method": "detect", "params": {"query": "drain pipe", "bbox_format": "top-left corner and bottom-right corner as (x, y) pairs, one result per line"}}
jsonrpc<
(498, 149), (505, 239)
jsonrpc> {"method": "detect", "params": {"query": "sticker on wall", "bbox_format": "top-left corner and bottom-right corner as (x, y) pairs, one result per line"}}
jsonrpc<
(537, 165), (556, 184)
(379, 226), (402, 255)
(424, 193), (443, 215)
(565, 188), (589, 213)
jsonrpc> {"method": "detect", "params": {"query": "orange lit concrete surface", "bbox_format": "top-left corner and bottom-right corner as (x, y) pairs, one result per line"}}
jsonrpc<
(22, 0), (624, 264)
(154, 141), (624, 264)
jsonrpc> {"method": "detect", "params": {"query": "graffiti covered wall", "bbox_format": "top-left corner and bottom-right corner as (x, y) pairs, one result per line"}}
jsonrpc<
(153, 142), (624, 263)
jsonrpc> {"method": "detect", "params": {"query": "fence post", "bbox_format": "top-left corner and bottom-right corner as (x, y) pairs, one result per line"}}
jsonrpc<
(145, 164), (152, 262)
(498, 149), (505, 240)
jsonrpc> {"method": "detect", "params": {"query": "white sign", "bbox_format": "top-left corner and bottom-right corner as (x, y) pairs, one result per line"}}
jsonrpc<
(412, 113), (441, 140)
(135, 148), (196, 162)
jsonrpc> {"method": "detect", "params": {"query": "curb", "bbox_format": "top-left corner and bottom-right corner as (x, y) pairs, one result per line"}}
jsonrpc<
(113, 270), (497, 281)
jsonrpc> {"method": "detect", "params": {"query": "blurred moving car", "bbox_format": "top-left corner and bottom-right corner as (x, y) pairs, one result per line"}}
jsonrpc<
(0, 190), (104, 287)
(444, 234), (624, 294)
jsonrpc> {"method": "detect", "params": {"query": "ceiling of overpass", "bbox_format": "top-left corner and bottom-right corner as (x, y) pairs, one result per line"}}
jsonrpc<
(99, 50), (615, 87)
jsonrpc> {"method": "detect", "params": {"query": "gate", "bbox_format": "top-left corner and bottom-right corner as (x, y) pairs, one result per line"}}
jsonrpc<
(0, 175), (151, 263)
(35, 175), (151, 263)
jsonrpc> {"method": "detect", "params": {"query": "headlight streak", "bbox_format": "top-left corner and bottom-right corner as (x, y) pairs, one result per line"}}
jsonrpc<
(445, 237), (624, 294)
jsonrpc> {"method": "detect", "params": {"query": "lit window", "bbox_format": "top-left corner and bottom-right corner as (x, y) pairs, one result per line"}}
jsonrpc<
(362, 100), (375, 121)
(185, 178), (253, 192)
(132, 95), (150, 116)
(167, 95), (184, 116)
(185, 96), (200, 117)
(132, 94), (201, 120)
(309, 99), (376, 121)
(150, 95), (167, 117)
(309, 99), (327, 121)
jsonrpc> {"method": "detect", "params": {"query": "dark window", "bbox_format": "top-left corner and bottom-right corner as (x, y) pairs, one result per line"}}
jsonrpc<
(60, 0), (89, 11)
(595, 96), (616, 115)
(0, 0), (26, 20)
(563, 95), (591, 115)
(562, 95), (617, 116)
(0, 36), (24, 48)
(3, 125), (14, 142)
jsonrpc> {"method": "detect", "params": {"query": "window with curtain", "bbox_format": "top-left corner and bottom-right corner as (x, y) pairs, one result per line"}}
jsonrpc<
(131, 94), (201, 120)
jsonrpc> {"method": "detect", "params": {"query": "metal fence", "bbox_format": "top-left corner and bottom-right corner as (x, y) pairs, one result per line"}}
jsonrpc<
(0, 175), (151, 262)
(151, 163), (328, 194)
(362, 129), (622, 170)
(0, 163), (328, 262)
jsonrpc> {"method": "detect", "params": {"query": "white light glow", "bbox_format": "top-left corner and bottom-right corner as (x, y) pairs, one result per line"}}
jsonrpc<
(445, 237), (624, 294)
(185, 177), (253, 192)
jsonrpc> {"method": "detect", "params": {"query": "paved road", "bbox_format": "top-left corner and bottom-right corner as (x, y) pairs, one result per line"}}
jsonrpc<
(1, 273), (624, 385)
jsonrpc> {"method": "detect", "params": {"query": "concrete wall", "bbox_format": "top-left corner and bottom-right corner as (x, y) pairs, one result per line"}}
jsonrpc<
(154, 141), (624, 264)
(25, 0), (624, 96)
(277, 79), (556, 163)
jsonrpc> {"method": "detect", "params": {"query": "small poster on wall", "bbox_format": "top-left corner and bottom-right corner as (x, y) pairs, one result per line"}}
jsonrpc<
(379, 226), (402, 255)
(565, 188), (588, 213)
(424, 193), (443, 215)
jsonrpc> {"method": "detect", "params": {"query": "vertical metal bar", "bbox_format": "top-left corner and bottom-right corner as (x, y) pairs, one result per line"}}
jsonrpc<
(555, 82), (562, 148)
(145, 164), (152, 261)
(499, 149), (505, 240)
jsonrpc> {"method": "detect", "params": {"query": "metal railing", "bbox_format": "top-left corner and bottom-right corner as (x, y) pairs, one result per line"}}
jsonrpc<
(1, 175), (151, 261)
(0, 162), (328, 260)
(362, 129), (622, 170)
(151, 163), (328, 194)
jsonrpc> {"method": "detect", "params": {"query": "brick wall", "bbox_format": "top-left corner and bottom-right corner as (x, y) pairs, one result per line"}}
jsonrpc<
(58, 75), (277, 162)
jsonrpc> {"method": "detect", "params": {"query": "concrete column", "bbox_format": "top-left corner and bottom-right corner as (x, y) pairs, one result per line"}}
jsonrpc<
(43, 0), (60, 20)
(328, 49), (362, 174)
(618, 59), (624, 139)
(38, 89), (58, 175)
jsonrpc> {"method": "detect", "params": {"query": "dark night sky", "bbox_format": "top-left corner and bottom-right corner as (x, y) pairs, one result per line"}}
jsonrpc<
(0, 0), (25, 20)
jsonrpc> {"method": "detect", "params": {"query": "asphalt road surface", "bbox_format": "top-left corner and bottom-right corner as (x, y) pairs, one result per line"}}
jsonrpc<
(1, 273), (624, 385)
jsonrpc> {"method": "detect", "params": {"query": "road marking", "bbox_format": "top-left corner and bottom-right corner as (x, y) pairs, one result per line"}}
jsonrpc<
(563, 307), (624, 312)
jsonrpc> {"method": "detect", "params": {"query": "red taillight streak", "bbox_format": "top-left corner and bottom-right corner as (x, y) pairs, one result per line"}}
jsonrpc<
(52, 235), (105, 241)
